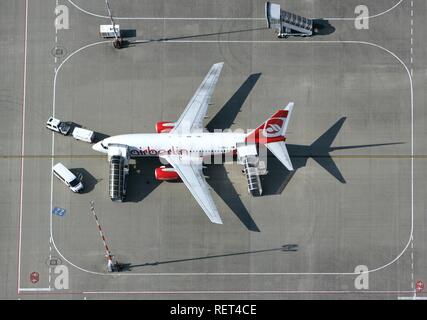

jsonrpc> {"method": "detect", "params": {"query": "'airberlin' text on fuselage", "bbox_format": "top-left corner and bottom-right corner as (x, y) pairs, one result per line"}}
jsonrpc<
(130, 146), (192, 157)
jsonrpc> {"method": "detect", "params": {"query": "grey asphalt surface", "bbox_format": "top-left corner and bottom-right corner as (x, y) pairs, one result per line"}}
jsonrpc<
(0, 0), (426, 299)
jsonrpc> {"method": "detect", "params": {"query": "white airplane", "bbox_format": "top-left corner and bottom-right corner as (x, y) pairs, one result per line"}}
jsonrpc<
(92, 62), (294, 224)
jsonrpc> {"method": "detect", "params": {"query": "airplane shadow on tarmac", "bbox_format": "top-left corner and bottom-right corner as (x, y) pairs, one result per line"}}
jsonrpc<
(204, 73), (263, 232)
(125, 157), (261, 232)
(261, 117), (404, 195)
(126, 157), (163, 203)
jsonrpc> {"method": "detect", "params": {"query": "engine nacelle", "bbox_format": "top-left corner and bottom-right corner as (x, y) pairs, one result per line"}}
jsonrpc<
(154, 166), (179, 181)
(155, 121), (175, 133)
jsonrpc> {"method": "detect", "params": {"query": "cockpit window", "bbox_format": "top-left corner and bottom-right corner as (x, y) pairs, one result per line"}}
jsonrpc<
(101, 142), (108, 150)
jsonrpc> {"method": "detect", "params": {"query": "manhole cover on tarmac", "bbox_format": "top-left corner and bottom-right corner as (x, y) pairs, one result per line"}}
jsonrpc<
(46, 257), (63, 267)
(51, 45), (67, 58)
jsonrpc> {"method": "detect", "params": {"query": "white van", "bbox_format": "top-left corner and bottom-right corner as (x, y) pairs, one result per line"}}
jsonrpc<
(52, 163), (84, 193)
(72, 127), (94, 143)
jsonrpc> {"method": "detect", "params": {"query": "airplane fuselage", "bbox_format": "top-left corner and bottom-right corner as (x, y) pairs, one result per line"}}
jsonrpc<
(93, 132), (248, 157)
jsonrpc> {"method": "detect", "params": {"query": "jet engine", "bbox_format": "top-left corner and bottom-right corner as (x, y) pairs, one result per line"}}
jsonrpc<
(155, 122), (175, 133)
(154, 166), (179, 181)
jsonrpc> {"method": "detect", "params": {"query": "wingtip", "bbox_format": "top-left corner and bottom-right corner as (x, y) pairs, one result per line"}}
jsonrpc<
(212, 217), (223, 224)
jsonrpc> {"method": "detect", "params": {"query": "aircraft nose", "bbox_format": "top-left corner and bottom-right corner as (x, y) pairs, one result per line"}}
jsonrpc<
(92, 141), (104, 152)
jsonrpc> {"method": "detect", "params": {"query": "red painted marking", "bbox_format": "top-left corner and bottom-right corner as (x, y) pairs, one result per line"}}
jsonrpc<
(416, 281), (424, 293)
(30, 272), (39, 284)
(155, 166), (180, 181)
(155, 121), (174, 133)
(245, 109), (288, 144)
(272, 109), (288, 118)
(265, 136), (286, 143)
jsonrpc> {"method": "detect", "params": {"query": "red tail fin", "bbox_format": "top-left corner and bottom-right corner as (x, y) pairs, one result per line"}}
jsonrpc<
(245, 103), (293, 144)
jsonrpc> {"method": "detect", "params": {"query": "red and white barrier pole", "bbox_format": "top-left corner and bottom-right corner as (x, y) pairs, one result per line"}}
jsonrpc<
(90, 201), (116, 272)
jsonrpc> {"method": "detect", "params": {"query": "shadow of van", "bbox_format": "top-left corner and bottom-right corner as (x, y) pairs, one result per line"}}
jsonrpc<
(69, 168), (99, 194)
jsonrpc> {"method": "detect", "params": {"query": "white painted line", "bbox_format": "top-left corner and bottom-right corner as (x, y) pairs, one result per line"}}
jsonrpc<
(50, 41), (111, 277)
(67, 0), (403, 21)
(49, 0), (58, 291)
(19, 288), (52, 292)
(83, 290), (414, 295)
(49, 245), (52, 289)
(326, 0), (403, 20)
(409, 0), (415, 294)
(50, 40), (414, 278)
(55, 0), (58, 35)
(17, 0), (28, 294)
(66, 0), (263, 21)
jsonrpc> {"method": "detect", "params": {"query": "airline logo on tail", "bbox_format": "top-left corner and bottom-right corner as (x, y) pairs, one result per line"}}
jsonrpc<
(263, 110), (288, 138)
(264, 121), (282, 136)
(246, 108), (290, 144)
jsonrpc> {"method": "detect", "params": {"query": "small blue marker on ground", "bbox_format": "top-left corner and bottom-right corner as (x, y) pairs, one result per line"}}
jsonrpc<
(52, 207), (66, 217)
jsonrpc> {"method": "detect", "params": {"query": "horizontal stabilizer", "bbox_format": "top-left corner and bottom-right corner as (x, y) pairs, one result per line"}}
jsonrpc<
(266, 141), (294, 171)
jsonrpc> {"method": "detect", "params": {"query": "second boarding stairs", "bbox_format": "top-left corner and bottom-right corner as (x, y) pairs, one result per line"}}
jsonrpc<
(265, 2), (313, 37)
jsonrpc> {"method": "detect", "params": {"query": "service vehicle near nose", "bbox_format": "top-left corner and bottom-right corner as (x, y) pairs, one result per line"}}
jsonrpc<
(52, 163), (84, 193)
(72, 127), (95, 143)
(46, 116), (71, 135)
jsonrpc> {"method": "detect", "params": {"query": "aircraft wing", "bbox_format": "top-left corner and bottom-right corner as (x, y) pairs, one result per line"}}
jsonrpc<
(171, 62), (224, 134)
(161, 155), (223, 224)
